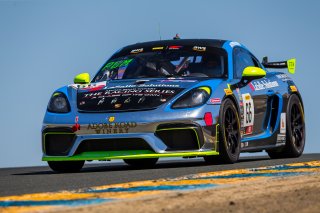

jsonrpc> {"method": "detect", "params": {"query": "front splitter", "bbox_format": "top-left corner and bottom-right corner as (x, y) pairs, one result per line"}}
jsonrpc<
(42, 150), (219, 161)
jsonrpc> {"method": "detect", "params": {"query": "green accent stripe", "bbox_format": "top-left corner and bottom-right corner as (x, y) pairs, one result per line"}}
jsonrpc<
(42, 150), (219, 161)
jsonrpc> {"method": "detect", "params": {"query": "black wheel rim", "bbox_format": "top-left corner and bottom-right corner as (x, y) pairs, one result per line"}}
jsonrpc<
(224, 107), (239, 154)
(290, 103), (304, 148)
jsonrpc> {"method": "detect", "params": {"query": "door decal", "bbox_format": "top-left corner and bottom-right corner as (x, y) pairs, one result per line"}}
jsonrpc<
(242, 93), (254, 135)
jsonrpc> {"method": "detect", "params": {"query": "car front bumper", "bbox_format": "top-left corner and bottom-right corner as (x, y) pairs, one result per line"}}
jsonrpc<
(42, 105), (221, 161)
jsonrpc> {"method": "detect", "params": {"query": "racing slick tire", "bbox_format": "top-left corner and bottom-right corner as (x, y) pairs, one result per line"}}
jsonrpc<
(48, 161), (85, 173)
(204, 98), (241, 164)
(123, 158), (158, 168)
(267, 94), (305, 159)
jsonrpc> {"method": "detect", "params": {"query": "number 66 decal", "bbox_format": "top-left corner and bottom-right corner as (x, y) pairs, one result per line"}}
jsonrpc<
(242, 93), (254, 127)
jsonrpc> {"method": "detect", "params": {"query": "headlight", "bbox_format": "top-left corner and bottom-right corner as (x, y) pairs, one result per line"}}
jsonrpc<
(47, 92), (70, 113)
(172, 86), (211, 109)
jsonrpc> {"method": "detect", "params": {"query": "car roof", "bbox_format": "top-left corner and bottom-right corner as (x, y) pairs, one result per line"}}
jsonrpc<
(112, 39), (228, 58)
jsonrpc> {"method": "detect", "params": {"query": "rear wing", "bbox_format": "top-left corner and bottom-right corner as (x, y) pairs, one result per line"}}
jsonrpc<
(262, 57), (296, 74)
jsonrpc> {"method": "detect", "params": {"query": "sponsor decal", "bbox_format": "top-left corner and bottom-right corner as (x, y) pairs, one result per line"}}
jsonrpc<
(88, 122), (137, 134)
(79, 101), (86, 105)
(224, 88), (233, 96)
(277, 134), (286, 144)
(245, 126), (253, 135)
(249, 80), (279, 91)
(242, 93), (254, 128)
(108, 116), (115, 122)
(97, 98), (105, 105)
(192, 46), (206, 52)
(103, 59), (133, 70)
(290, 85), (297, 92)
(160, 98), (167, 102)
(106, 84), (180, 89)
(114, 103), (122, 109)
(244, 94), (251, 101)
(138, 96), (145, 104)
(152, 47), (164, 50)
(168, 45), (182, 50)
(280, 113), (286, 134)
(229, 41), (241, 48)
(210, 98), (221, 104)
(159, 79), (197, 83)
(79, 82), (106, 92)
(241, 141), (249, 148)
(82, 88), (177, 99)
(111, 98), (117, 104)
(69, 84), (80, 89)
(276, 74), (291, 82)
(72, 116), (80, 132)
(124, 97), (131, 103)
(249, 83), (255, 91)
(236, 87), (242, 101)
(130, 48), (143, 54)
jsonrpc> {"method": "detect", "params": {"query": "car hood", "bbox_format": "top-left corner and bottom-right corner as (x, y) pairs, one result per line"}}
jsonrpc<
(75, 78), (219, 112)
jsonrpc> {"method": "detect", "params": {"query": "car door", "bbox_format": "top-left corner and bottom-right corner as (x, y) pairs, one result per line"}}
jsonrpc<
(233, 47), (270, 138)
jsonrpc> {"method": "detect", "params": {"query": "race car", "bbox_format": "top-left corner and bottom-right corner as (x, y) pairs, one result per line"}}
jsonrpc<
(42, 39), (305, 172)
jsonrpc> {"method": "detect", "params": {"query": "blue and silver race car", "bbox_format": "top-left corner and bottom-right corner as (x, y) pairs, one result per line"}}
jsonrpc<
(42, 39), (305, 172)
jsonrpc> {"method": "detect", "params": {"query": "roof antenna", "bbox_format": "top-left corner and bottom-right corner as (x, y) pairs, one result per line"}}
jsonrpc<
(173, 33), (181, 40)
(158, 23), (162, 40)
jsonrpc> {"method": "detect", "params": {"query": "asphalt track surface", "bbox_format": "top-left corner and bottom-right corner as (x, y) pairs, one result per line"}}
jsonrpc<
(0, 153), (319, 197)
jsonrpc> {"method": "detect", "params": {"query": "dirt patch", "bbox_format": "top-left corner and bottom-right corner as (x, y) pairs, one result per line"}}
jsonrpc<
(62, 174), (320, 213)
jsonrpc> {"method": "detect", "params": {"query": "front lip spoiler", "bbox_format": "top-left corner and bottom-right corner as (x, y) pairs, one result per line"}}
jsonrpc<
(42, 150), (219, 161)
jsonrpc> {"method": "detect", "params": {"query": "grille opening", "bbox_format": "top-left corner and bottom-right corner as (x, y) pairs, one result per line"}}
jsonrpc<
(44, 133), (75, 156)
(156, 128), (200, 151)
(157, 123), (198, 130)
(269, 96), (279, 133)
(75, 138), (154, 154)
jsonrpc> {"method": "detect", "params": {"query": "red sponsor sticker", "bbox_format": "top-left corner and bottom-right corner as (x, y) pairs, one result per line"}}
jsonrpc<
(168, 45), (182, 50)
(249, 83), (255, 91)
(245, 125), (253, 134)
(210, 98), (221, 104)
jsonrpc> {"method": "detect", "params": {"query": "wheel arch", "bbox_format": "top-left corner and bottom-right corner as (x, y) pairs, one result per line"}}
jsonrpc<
(222, 95), (240, 116)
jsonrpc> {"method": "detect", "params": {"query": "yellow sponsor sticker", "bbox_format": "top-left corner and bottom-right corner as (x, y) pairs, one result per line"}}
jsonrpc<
(224, 88), (233, 96)
(290, 85), (297, 92)
(244, 94), (251, 100)
(152, 47), (164, 50)
(108, 116), (115, 122)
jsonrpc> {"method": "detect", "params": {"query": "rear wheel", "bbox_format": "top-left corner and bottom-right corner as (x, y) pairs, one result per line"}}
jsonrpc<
(48, 161), (85, 173)
(267, 94), (305, 158)
(204, 99), (241, 164)
(123, 158), (158, 168)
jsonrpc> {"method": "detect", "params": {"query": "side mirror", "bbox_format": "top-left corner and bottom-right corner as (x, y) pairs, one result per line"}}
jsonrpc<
(241, 66), (266, 82)
(74, 73), (90, 84)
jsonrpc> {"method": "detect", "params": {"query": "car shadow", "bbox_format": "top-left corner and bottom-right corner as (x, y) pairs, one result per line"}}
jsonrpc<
(12, 156), (270, 176)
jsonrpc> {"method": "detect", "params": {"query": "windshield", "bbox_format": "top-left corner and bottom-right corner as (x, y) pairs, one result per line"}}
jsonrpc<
(92, 45), (228, 83)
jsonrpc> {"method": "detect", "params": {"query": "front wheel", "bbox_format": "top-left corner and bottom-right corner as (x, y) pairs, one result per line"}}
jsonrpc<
(48, 161), (85, 173)
(267, 94), (305, 158)
(204, 98), (241, 164)
(123, 158), (158, 168)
